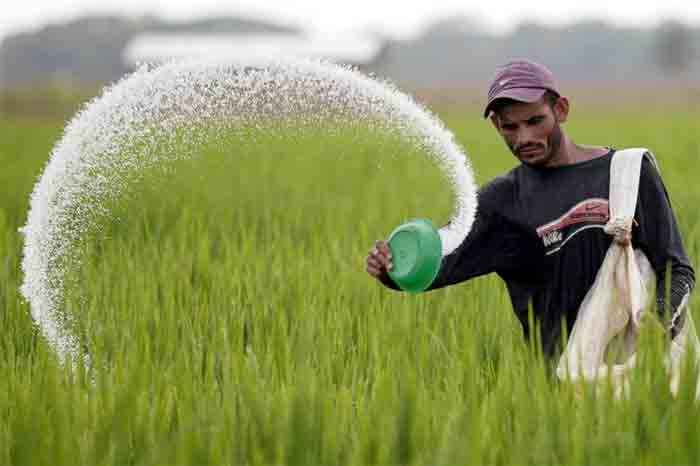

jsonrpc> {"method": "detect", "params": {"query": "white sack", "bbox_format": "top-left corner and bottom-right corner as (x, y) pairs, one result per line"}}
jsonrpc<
(556, 148), (700, 398)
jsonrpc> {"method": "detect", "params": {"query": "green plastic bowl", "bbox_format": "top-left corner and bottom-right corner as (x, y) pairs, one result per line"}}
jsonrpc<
(387, 218), (442, 293)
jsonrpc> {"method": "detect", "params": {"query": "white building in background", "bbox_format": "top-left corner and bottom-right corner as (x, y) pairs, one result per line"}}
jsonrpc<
(122, 33), (386, 68)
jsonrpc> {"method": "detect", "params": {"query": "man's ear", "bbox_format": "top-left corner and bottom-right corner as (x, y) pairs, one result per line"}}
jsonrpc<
(554, 96), (569, 124)
(490, 114), (500, 130)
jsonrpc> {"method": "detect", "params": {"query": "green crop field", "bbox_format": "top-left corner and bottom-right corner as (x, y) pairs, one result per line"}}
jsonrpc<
(1, 101), (700, 465)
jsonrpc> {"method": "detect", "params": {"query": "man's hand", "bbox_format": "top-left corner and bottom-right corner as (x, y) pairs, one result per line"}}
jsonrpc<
(366, 240), (393, 279)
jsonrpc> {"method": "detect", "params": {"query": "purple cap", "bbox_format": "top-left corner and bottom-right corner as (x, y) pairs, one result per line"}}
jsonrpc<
(483, 60), (560, 118)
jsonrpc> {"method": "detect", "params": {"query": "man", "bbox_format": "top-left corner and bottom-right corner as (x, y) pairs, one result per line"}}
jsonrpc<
(366, 59), (695, 357)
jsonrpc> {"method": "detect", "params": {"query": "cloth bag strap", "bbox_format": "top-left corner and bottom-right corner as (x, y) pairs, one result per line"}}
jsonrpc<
(604, 148), (655, 240)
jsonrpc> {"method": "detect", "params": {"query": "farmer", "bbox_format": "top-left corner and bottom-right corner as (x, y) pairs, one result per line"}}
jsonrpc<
(366, 59), (695, 357)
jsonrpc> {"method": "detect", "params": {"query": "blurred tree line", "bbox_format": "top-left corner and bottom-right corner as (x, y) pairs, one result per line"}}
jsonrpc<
(0, 15), (697, 118)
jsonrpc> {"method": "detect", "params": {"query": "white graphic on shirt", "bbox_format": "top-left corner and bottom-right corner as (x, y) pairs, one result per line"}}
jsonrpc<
(536, 198), (610, 254)
(542, 230), (563, 247)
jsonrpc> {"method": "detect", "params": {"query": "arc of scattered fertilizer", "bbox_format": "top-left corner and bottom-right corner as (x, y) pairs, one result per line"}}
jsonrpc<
(20, 58), (478, 364)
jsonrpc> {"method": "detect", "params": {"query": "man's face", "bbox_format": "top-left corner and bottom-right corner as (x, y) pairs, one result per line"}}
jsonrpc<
(490, 97), (568, 167)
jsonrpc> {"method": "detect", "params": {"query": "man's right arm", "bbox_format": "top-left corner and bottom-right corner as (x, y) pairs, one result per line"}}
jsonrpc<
(368, 206), (508, 291)
(367, 176), (521, 291)
(426, 208), (507, 291)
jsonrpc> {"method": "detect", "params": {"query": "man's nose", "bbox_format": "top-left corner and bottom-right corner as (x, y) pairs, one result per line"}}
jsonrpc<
(515, 128), (536, 147)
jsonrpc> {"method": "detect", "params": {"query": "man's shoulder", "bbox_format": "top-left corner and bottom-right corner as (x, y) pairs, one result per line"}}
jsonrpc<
(618, 149), (662, 185)
(614, 148), (656, 168)
(640, 150), (659, 172)
(638, 150), (666, 190)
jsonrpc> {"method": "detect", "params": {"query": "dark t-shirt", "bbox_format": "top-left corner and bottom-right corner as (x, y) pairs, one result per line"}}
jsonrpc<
(383, 149), (695, 357)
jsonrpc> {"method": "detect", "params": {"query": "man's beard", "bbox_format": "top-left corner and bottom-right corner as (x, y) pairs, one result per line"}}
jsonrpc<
(510, 123), (564, 167)
(547, 123), (563, 161)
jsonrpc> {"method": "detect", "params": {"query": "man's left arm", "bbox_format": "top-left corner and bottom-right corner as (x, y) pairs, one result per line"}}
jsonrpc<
(634, 154), (695, 339)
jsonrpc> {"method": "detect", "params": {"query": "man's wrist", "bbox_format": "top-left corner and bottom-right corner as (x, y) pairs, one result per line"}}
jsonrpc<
(378, 272), (400, 290)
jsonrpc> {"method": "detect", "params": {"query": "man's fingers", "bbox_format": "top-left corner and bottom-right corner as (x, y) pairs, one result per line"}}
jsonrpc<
(373, 242), (392, 264)
(369, 246), (391, 261)
(367, 257), (382, 270)
(367, 239), (393, 278)
(376, 240), (392, 257)
(372, 241), (392, 271)
(376, 254), (392, 271)
(367, 264), (385, 277)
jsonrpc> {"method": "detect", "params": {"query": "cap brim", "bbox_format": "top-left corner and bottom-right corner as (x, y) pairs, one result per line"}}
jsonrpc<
(483, 88), (547, 118)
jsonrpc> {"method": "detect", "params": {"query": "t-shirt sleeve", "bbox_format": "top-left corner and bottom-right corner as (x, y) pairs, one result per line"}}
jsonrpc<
(425, 207), (506, 290)
(380, 176), (537, 293)
(633, 154), (695, 336)
(426, 177), (530, 291)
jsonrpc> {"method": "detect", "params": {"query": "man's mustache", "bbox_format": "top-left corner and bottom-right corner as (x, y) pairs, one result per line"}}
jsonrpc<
(514, 144), (545, 153)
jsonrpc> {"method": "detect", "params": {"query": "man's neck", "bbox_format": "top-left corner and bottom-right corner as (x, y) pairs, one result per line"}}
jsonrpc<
(548, 139), (609, 167)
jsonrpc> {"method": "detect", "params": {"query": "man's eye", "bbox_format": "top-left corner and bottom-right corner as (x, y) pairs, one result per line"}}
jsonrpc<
(502, 124), (517, 131)
(528, 117), (544, 125)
